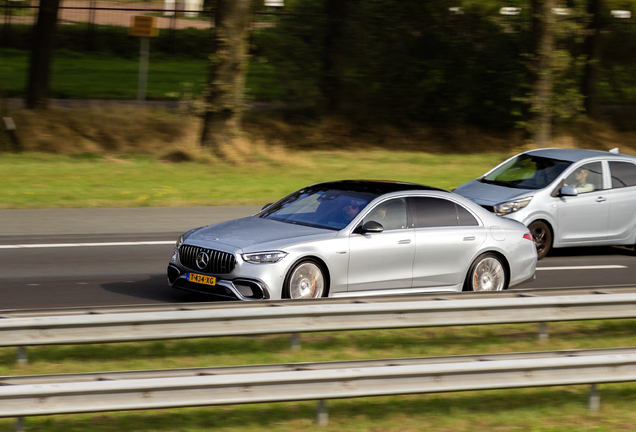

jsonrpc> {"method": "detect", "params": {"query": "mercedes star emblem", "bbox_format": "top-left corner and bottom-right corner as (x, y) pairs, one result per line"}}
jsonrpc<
(196, 251), (210, 270)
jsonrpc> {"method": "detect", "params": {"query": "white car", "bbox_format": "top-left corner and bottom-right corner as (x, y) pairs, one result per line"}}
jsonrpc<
(168, 180), (537, 300)
(454, 148), (636, 259)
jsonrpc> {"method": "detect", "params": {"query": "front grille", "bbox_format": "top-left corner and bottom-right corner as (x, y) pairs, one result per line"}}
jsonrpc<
(179, 245), (236, 274)
(480, 205), (496, 213)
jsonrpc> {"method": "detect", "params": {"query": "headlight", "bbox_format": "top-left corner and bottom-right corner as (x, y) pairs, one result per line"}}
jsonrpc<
(242, 251), (288, 264)
(171, 235), (185, 264)
(493, 197), (532, 216)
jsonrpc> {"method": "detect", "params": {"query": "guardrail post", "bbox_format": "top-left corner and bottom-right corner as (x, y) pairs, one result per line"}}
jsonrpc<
(16, 346), (28, 365)
(15, 417), (25, 432)
(316, 399), (328, 426)
(291, 333), (301, 350)
(538, 322), (549, 341)
(588, 384), (600, 412)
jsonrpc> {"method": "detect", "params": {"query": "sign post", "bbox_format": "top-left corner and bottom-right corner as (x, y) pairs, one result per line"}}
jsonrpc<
(130, 16), (158, 107)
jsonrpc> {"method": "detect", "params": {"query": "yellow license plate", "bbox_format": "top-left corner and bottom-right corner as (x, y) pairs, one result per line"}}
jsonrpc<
(188, 273), (216, 286)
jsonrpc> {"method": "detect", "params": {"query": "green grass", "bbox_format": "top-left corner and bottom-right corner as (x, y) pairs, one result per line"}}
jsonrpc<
(1, 320), (636, 431)
(0, 151), (506, 209)
(0, 48), (281, 101)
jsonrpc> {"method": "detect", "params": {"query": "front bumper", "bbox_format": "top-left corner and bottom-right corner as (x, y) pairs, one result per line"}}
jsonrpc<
(167, 264), (270, 300)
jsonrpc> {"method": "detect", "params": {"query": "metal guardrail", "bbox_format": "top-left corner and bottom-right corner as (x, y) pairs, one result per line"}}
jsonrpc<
(3, 346), (635, 385)
(2, 347), (636, 419)
(3, 285), (636, 317)
(3, 290), (636, 348)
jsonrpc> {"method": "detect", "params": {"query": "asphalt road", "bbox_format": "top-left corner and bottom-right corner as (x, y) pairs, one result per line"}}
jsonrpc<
(0, 206), (634, 310)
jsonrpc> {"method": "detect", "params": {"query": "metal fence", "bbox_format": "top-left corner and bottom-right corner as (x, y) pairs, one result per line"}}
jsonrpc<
(4, 287), (636, 363)
(4, 289), (636, 429)
(3, 347), (636, 423)
(3, 1), (635, 114)
(0, 0), (295, 50)
(3, 1), (634, 53)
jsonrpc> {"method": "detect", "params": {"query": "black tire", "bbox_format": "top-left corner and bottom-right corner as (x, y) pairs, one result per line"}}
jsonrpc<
(529, 220), (552, 260)
(463, 252), (508, 292)
(284, 259), (328, 300)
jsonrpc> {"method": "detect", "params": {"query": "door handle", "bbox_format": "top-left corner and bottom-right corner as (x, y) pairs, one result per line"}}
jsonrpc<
(463, 236), (476, 241)
(596, 197), (607, 203)
(398, 239), (411, 244)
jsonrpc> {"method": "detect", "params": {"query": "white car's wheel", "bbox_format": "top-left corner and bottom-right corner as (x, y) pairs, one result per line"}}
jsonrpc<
(529, 220), (552, 260)
(285, 260), (326, 299)
(464, 253), (507, 292)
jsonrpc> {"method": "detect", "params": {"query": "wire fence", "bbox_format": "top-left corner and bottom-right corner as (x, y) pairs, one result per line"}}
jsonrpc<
(0, 0), (298, 51)
(2, 1), (634, 122)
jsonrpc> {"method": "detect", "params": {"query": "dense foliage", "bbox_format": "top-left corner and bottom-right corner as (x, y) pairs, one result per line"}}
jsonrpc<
(252, 0), (636, 128)
(1, 0), (635, 129)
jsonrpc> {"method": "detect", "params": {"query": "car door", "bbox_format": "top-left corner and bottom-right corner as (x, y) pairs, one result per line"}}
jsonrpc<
(347, 198), (415, 292)
(556, 161), (609, 244)
(606, 160), (636, 242)
(410, 197), (487, 289)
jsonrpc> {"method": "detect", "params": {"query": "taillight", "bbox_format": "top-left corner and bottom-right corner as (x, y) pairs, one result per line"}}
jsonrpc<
(523, 233), (534, 242)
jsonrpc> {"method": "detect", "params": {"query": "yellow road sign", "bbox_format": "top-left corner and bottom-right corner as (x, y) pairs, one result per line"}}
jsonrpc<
(130, 16), (158, 37)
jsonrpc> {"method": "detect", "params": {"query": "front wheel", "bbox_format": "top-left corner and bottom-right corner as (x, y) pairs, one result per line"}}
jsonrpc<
(529, 220), (552, 260)
(464, 253), (508, 292)
(284, 260), (327, 300)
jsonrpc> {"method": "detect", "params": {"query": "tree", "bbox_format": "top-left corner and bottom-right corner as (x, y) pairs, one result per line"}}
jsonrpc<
(529, 0), (556, 146)
(200, 0), (251, 154)
(26, 0), (60, 109)
(321, 0), (347, 113)
(581, 0), (602, 117)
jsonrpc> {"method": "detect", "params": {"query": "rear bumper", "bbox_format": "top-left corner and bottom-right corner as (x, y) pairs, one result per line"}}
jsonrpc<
(508, 243), (538, 288)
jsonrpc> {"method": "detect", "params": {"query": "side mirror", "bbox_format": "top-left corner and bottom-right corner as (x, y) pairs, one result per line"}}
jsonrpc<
(354, 220), (384, 234)
(262, 203), (273, 211)
(560, 185), (578, 197)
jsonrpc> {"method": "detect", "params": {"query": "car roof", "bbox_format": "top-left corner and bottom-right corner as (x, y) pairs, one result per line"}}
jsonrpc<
(306, 180), (446, 195)
(524, 148), (636, 162)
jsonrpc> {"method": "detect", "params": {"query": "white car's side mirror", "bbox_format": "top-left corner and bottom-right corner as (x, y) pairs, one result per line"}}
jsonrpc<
(560, 185), (578, 197)
(354, 221), (384, 234)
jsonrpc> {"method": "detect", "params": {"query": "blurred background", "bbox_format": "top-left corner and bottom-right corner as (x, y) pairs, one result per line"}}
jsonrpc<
(1, 0), (635, 156)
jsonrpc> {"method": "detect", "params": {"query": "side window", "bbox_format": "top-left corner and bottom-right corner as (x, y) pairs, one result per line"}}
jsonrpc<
(609, 161), (636, 189)
(363, 198), (407, 231)
(456, 204), (479, 226)
(411, 197), (473, 228)
(564, 162), (603, 194)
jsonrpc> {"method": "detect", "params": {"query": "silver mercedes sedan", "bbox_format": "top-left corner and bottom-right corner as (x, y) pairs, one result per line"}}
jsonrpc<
(454, 148), (636, 259)
(167, 181), (537, 300)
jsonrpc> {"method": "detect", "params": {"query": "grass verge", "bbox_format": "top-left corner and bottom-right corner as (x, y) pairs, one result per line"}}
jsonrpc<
(2, 106), (635, 209)
(0, 151), (507, 209)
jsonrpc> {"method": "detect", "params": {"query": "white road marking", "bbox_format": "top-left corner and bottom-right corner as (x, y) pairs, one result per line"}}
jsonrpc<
(0, 241), (175, 249)
(537, 265), (627, 271)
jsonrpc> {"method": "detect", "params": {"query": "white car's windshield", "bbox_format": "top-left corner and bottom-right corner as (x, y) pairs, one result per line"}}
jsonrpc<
(259, 186), (377, 230)
(480, 154), (571, 190)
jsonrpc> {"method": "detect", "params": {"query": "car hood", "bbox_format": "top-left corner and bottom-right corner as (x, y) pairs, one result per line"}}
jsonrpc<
(185, 216), (336, 250)
(454, 180), (534, 205)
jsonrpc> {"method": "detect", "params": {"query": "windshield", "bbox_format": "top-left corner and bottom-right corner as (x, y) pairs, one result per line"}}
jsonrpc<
(259, 186), (377, 230)
(480, 154), (571, 190)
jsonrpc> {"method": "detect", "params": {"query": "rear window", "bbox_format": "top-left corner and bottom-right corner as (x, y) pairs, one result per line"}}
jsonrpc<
(411, 197), (478, 228)
(609, 161), (636, 189)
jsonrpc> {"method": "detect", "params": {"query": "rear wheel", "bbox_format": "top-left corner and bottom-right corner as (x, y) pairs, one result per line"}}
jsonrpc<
(464, 253), (507, 292)
(529, 220), (552, 260)
(284, 260), (327, 300)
